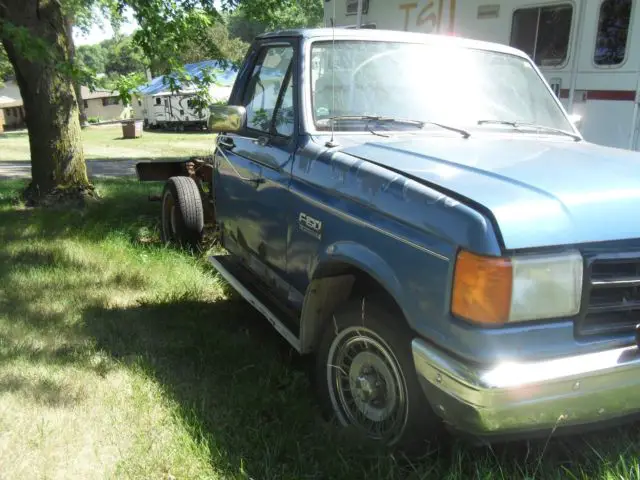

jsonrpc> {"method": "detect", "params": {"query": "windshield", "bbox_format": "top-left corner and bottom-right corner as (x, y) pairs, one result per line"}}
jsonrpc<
(310, 40), (573, 133)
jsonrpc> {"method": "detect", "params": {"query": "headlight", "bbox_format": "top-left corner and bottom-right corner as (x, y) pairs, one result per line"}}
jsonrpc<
(451, 249), (583, 326)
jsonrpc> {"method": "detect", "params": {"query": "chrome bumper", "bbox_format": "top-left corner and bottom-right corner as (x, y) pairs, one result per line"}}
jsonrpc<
(412, 339), (640, 439)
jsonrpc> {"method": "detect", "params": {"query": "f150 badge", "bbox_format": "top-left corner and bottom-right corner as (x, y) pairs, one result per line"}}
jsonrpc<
(298, 212), (322, 239)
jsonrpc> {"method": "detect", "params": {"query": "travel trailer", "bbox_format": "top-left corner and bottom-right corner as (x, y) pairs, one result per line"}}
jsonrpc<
(324, 0), (640, 151)
(135, 60), (238, 130)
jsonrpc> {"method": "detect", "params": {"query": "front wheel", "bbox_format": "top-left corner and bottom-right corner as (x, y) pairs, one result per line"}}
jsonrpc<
(316, 298), (441, 453)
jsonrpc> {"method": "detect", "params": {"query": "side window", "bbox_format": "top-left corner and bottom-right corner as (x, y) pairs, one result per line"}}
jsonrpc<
(243, 45), (294, 134)
(594, 0), (632, 66)
(511, 5), (573, 67)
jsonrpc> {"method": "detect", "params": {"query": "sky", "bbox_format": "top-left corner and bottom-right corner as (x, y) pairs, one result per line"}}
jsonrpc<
(72, 0), (224, 46)
(72, 9), (139, 46)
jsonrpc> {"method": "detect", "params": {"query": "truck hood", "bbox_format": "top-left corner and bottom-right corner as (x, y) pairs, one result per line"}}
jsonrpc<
(340, 135), (640, 250)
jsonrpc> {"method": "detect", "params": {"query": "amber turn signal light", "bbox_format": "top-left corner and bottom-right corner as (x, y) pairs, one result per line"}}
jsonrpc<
(451, 250), (513, 325)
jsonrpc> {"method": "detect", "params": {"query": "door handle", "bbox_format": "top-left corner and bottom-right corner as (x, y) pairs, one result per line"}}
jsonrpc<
(218, 136), (235, 149)
(247, 177), (265, 187)
(253, 136), (269, 147)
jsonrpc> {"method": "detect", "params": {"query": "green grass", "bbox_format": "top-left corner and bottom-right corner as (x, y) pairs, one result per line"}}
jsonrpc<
(0, 124), (216, 162)
(0, 178), (639, 479)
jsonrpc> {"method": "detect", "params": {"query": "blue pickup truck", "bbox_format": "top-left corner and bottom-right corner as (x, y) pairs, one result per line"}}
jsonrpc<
(137, 28), (640, 452)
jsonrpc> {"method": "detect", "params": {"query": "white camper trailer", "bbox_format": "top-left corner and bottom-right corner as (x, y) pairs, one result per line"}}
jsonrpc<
(324, 0), (640, 152)
(136, 60), (238, 131)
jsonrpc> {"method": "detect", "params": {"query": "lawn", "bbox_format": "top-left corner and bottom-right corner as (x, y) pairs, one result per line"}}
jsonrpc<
(0, 124), (216, 162)
(0, 178), (639, 479)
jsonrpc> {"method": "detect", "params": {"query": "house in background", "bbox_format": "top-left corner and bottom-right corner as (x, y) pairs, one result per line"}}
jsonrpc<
(0, 97), (25, 129)
(0, 81), (25, 129)
(0, 80), (124, 130)
(80, 86), (123, 121)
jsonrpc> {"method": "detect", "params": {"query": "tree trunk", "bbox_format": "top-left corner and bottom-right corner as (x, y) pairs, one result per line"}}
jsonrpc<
(65, 14), (88, 128)
(0, 0), (90, 200)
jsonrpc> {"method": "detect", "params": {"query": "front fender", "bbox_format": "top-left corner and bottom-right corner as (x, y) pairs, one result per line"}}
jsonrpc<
(297, 240), (411, 353)
(311, 240), (407, 317)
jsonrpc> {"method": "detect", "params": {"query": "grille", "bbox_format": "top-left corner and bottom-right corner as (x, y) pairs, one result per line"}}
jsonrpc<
(580, 258), (640, 336)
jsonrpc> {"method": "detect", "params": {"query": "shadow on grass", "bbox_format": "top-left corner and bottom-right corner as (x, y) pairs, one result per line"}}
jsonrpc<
(79, 299), (640, 479)
(81, 299), (420, 479)
(0, 373), (84, 407)
(0, 178), (164, 244)
(0, 178), (639, 479)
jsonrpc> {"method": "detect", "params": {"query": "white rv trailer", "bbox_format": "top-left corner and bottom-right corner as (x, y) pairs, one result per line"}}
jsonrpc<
(136, 60), (238, 131)
(139, 84), (234, 131)
(323, 0), (640, 152)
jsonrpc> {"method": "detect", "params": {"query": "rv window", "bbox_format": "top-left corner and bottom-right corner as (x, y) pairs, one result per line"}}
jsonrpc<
(155, 98), (162, 105)
(511, 5), (573, 67)
(594, 0), (632, 66)
(346, 0), (369, 16)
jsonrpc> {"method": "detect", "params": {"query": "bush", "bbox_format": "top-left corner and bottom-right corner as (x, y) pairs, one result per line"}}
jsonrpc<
(88, 116), (101, 124)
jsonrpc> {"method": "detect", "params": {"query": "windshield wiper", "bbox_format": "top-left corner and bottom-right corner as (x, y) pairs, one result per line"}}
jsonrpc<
(325, 115), (471, 139)
(477, 119), (581, 141)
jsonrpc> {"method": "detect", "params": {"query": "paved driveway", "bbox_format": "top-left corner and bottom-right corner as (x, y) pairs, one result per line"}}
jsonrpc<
(0, 160), (138, 180)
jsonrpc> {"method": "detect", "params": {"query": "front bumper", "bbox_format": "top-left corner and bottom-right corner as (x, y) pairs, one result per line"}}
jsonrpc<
(412, 339), (640, 441)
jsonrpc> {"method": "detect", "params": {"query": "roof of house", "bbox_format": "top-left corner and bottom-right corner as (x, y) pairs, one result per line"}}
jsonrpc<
(137, 60), (239, 96)
(0, 95), (21, 108)
(81, 86), (118, 100)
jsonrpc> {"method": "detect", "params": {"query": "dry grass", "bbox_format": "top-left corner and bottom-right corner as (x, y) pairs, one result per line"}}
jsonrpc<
(0, 178), (639, 479)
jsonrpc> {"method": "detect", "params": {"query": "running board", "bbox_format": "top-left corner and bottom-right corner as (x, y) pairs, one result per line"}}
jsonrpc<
(208, 255), (302, 352)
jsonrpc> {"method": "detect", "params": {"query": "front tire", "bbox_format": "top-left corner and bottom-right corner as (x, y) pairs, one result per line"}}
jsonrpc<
(161, 176), (204, 250)
(316, 297), (441, 453)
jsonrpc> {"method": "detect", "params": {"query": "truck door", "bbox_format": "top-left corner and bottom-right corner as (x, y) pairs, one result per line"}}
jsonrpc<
(214, 42), (297, 299)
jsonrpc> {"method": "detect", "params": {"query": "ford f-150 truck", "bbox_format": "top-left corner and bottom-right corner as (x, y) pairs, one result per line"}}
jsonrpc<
(136, 27), (640, 452)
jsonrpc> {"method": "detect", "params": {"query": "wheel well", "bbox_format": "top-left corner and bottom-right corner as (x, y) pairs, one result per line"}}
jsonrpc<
(299, 262), (405, 354)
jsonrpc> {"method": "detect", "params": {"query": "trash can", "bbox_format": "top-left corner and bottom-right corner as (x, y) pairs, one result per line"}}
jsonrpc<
(122, 119), (143, 138)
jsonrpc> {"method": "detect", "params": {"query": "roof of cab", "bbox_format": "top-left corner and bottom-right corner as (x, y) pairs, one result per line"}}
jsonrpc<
(256, 27), (528, 58)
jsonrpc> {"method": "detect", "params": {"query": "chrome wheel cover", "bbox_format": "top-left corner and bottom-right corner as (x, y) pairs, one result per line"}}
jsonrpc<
(326, 326), (409, 443)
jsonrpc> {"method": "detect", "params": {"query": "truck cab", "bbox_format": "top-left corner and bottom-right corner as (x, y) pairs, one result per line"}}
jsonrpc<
(139, 28), (640, 453)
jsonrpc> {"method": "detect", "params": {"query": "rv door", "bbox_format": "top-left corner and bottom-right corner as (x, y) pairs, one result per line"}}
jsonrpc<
(164, 97), (171, 120)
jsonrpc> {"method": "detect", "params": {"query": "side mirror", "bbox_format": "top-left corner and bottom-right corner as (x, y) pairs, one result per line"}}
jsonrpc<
(568, 113), (582, 131)
(208, 105), (246, 133)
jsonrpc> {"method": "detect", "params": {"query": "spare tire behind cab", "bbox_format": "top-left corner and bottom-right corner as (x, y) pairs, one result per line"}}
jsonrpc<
(161, 176), (204, 250)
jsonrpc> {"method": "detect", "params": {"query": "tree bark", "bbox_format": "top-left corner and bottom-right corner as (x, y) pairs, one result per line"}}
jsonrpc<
(65, 14), (88, 128)
(1, 0), (90, 200)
